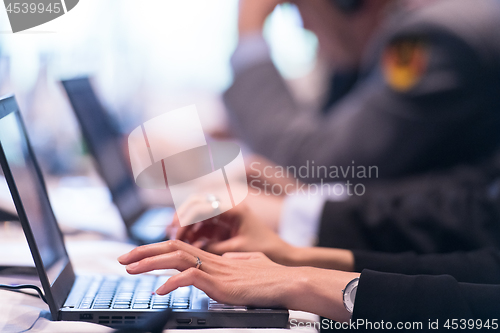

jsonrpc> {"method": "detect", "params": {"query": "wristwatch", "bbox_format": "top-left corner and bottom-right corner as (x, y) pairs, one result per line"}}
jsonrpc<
(342, 277), (359, 314)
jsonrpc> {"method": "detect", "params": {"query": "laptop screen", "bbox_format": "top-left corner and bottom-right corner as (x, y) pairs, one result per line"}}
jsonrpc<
(0, 99), (68, 285)
(61, 78), (145, 226)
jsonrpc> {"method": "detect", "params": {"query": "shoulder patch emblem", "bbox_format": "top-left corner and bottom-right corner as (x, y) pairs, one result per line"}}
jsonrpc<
(382, 37), (428, 92)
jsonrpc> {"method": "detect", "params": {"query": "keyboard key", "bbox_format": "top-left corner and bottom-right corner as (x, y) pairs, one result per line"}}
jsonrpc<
(154, 297), (170, 301)
(136, 292), (153, 296)
(172, 303), (189, 309)
(133, 304), (150, 309)
(134, 303), (151, 307)
(113, 304), (131, 309)
(173, 297), (189, 302)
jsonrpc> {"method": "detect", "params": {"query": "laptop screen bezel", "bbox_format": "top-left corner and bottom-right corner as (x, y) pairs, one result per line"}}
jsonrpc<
(0, 95), (75, 320)
(60, 77), (147, 232)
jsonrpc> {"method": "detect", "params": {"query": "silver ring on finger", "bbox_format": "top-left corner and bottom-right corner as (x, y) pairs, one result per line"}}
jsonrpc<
(195, 256), (202, 270)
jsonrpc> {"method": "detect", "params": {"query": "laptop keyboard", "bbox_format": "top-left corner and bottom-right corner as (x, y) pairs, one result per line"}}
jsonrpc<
(77, 276), (190, 310)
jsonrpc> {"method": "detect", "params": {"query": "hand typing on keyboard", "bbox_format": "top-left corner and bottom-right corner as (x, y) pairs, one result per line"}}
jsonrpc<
(170, 197), (292, 265)
(118, 239), (359, 323)
(118, 240), (292, 309)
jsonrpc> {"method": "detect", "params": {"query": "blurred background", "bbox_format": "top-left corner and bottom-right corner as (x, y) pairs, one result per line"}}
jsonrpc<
(0, 0), (320, 176)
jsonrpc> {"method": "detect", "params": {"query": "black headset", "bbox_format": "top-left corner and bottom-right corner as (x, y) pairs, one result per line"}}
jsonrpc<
(331, 0), (364, 13)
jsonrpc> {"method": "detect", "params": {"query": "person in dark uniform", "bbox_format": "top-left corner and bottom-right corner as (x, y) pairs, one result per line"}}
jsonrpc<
(224, 0), (500, 182)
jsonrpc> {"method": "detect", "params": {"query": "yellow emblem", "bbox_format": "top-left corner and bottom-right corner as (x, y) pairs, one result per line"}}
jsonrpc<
(382, 38), (428, 92)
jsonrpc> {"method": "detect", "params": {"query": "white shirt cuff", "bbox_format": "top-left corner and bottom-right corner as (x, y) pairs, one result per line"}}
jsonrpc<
(278, 190), (348, 247)
(278, 194), (326, 247)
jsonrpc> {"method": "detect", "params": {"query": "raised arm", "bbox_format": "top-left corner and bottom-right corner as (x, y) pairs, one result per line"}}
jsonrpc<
(224, 1), (500, 181)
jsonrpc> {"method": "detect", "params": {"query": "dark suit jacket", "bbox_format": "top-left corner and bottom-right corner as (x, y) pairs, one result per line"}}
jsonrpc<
(318, 157), (500, 253)
(320, 249), (500, 332)
(354, 248), (500, 284)
(224, 0), (500, 183)
(353, 249), (500, 325)
(353, 269), (500, 331)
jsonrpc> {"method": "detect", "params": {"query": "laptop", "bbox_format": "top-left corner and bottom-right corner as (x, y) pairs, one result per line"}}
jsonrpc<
(0, 95), (289, 329)
(60, 77), (174, 244)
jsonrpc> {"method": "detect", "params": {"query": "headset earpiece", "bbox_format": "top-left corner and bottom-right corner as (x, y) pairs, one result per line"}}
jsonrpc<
(331, 0), (364, 13)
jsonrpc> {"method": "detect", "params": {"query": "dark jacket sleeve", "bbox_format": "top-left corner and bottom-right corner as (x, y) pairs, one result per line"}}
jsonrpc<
(353, 248), (500, 284)
(352, 270), (500, 329)
(317, 162), (500, 253)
